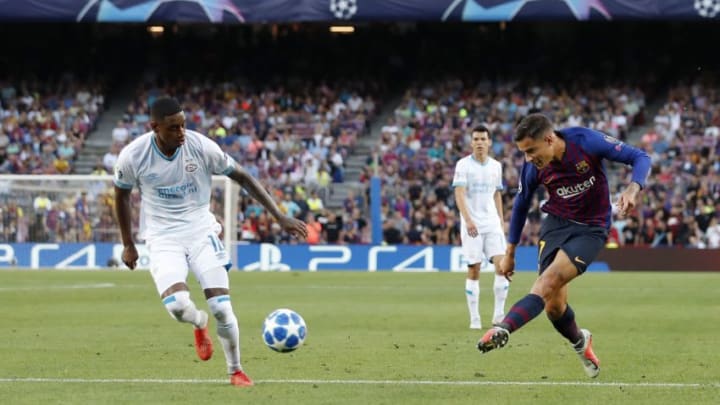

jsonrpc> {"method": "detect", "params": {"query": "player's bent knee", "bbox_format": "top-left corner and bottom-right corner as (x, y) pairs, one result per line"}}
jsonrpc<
(162, 290), (194, 322)
(208, 294), (235, 324)
(532, 274), (563, 301)
(545, 303), (565, 319)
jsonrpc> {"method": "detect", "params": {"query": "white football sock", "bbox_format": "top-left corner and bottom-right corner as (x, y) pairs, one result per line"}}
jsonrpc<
(162, 291), (204, 328)
(208, 295), (241, 374)
(465, 279), (480, 323)
(493, 274), (510, 322)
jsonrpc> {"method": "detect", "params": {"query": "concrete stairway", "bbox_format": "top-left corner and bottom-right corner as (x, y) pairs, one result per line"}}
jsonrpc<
(325, 94), (403, 209)
(74, 84), (136, 174)
(624, 96), (666, 144)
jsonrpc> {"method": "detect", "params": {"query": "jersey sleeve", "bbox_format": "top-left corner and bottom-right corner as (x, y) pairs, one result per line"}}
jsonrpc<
(579, 129), (651, 188)
(202, 136), (236, 175)
(113, 148), (137, 190)
(508, 162), (539, 245)
(451, 159), (467, 188)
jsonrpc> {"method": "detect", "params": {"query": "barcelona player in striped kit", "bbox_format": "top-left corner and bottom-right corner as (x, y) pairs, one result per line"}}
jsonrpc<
(477, 113), (651, 378)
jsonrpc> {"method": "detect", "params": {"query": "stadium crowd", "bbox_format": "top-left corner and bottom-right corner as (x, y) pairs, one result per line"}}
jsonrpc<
(609, 81), (720, 249)
(120, 77), (377, 185)
(0, 77), (379, 243)
(371, 79), (718, 249)
(366, 78), (648, 247)
(0, 77), (105, 175)
(1, 77), (718, 250)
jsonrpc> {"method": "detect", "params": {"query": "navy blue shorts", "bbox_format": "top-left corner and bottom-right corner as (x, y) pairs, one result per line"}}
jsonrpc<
(537, 214), (608, 275)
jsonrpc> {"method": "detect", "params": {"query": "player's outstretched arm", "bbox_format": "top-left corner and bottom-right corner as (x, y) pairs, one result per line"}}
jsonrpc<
(114, 186), (138, 269)
(616, 181), (641, 218)
(582, 130), (650, 217)
(227, 167), (308, 239)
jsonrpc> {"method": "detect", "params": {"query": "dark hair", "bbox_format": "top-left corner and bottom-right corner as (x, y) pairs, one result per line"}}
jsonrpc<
(472, 125), (489, 134)
(514, 113), (553, 142)
(151, 96), (182, 121)
(471, 125), (491, 140)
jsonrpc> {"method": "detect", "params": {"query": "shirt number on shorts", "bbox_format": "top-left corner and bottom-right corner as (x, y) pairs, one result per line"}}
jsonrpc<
(208, 234), (225, 252)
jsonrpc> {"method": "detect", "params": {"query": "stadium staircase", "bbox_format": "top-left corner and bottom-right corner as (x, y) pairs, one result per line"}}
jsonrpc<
(625, 93), (667, 143)
(74, 83), (136, 174)
(76, 87), (401, 210)
(324, 94), (403, 210)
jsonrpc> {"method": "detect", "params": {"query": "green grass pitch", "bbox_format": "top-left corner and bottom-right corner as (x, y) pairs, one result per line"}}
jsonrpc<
(1, 270), (718, 404)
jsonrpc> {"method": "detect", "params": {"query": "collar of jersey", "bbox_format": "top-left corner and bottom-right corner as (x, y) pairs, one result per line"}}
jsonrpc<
(151, 135), (180, 161)
(471, 155), (489, 166)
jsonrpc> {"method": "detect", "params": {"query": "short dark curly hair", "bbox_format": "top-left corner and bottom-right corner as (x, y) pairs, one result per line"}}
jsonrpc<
(514, 113), (553, 142)
(151, 96), (182, 121)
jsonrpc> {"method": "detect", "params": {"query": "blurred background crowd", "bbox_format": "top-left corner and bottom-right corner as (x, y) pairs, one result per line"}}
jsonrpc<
(1, 22), (718, 249)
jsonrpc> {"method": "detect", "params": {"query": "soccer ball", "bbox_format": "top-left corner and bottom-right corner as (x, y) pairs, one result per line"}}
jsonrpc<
(262, 308), (307, 353)
(695, 0), (720, 18)
(329, 0), (358, 20)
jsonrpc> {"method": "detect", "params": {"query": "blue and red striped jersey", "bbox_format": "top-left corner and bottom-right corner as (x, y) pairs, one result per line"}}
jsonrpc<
(508, 127), (650, 245)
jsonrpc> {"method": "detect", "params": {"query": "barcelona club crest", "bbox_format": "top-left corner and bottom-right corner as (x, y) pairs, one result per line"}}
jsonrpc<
(575, 160), (590, 174)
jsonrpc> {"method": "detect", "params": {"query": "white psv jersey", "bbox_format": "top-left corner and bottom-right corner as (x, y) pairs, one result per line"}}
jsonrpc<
(113, 130), (235, 240)
(452, 155), (504, 234)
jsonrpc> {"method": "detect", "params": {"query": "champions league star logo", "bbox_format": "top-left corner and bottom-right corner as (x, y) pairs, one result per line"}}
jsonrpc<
(76, 0), (245, 22)
(443, 0), (611, 21)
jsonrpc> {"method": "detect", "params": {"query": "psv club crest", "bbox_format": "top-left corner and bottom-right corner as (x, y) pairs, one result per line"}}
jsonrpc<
(575, 160), (590, 174)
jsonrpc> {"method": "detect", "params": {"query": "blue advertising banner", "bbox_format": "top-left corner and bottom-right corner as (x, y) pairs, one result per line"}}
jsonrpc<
(0, 1), (717, 22)
(0, 243), (610, 272)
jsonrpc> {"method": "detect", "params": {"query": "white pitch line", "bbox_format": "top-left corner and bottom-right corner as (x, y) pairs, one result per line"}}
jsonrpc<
(0, 283), (116, 292)
(0, 377), (717, 388)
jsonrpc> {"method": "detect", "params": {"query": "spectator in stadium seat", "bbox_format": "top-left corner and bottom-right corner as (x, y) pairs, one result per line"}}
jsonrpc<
(239, 217), (257, 242)
(706, 217), (720, 248)
(304, 212), (322, 245)
(322, 211), (343, 244)
(620, 216), (640, 246)
(342, 216), (363, 244)
(56, 133), (76, 160)
(112, 120), (130, 145)
(91, 158), (108, 175)
(316, 166), (332, 200)
(103, 143), (120, 172)
(306, 190), (324, 214)
(52, 155), (72, 174)
(255, 212), (273, 243)
(382, 216), (404, 245)
(342, 190), (364, 215)
(0, 152), (21, 173)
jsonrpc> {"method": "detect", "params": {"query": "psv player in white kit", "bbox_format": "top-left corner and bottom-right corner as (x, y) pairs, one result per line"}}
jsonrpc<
(453, 126), (511, 329)
(114, 97), (307, 387)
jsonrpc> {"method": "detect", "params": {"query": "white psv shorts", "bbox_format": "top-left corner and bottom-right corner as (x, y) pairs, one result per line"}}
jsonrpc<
(146, 224), (232, 295)
(460, 229), (506, 266)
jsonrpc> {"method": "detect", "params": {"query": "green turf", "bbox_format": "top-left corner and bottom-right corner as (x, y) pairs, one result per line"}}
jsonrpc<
(0, 270), (718, 404)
